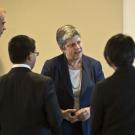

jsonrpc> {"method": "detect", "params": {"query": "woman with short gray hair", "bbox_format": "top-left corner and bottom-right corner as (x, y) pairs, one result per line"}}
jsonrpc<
(41, 24), (104, 135)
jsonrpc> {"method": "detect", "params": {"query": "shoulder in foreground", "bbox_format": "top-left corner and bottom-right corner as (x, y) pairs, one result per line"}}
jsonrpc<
(82, 54), (101, 63)
(95, 75), (113, 87)
(43, 54), (64, 63)
(82, 55), (102, 69)
(29, 72), (53, 82)
(0, 73), (9, 82)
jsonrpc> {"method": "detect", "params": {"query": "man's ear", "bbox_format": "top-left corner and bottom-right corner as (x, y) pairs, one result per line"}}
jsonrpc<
(26, 53), (32, 61)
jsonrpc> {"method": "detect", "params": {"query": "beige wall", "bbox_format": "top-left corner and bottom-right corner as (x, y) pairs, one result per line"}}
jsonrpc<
(123, 0), (135, 66)
(0, 0), (123, 77)
(123, 0), (135, 38)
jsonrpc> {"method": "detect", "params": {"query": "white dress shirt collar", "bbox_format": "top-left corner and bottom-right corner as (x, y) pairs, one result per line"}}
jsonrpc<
(12, 64), (31, 70)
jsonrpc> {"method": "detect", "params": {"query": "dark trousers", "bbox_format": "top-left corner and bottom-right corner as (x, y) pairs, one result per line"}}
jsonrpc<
(62, 120), (83, 135)
(73, 121), (83, 135)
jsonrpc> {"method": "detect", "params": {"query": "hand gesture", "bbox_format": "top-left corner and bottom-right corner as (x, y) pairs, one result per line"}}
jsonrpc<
(75, 107), (90, 121)
(61, 109), (79, 123)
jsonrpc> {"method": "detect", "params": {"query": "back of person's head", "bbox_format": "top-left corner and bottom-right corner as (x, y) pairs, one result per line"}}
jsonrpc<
(104, 33), (135, 68)
(8, 35), (35, 64)
(56, 24), (81, 49)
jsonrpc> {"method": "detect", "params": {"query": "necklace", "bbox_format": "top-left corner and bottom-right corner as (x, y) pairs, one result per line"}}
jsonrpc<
(68, 59), (82, 70)
(69, 68), (82, 110)
(69, 68), (82, 90)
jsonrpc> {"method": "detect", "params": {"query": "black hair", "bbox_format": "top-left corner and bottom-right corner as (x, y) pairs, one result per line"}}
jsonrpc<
(104, 33), (135, 67)
(8, 35), (35, 63)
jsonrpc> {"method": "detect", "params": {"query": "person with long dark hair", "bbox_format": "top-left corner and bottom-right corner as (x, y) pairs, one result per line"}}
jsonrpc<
(91, 33), (135, 135)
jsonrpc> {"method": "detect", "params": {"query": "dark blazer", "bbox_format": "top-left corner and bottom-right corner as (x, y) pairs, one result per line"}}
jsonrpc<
(91, 65), (135, 135)
(41, 54), (104, 135)
(0, 67), (62, 135)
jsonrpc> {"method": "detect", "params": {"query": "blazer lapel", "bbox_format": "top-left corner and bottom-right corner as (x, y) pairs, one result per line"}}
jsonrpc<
(80, 65), (89, 97)
(80, 56), (94, 97)
(60, 54), (73, 98)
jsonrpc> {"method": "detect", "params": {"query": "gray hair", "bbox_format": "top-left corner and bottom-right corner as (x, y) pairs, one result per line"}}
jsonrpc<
(56, 24), (81, 48)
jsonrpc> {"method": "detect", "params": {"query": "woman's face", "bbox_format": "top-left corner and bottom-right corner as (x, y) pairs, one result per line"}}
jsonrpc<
(61, 35), (83, 61)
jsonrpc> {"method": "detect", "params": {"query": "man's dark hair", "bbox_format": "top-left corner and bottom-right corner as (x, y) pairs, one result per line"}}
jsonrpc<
(104, 33), (135, 67)
(8, 35), (35, 63)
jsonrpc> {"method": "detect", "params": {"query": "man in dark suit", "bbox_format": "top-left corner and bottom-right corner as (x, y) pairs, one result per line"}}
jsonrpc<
(0, 35), (62, 135)
(91, 33), (135, 135)
(41, 24), (104, 135)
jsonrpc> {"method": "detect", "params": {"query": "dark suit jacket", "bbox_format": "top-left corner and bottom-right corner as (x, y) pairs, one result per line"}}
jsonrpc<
(41, 54), (104, 135)
(91, 65), (135, 135)
(0, 67), (62, 135)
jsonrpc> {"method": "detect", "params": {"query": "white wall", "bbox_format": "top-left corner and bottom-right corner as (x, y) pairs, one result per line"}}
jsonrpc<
(123, 0), (135, 65)
(123, 0), (135, 39)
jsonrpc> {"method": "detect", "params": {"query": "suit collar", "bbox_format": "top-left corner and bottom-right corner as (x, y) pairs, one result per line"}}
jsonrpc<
(12, 64), (31, 70)
(10, 67), (31, 73)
